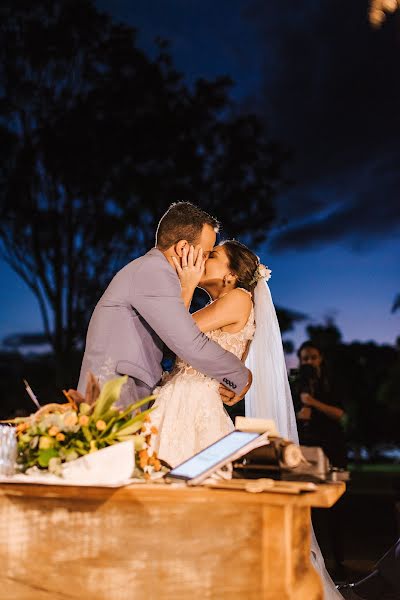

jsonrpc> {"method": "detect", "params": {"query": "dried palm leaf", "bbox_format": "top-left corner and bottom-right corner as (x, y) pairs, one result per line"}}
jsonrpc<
(65, 389), (85, 406)
(85, 371), (101, 405)
(63, 389), (78, 410)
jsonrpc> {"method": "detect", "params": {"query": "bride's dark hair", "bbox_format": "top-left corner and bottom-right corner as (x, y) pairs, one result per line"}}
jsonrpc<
(220, 240), (260, 292)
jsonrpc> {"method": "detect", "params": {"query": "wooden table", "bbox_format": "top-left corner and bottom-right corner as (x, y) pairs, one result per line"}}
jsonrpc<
(0, 481), (345, 600)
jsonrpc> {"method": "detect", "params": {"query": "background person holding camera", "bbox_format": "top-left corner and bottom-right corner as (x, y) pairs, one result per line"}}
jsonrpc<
(293, 340), (348, 469)
(292, 340), (349, 578)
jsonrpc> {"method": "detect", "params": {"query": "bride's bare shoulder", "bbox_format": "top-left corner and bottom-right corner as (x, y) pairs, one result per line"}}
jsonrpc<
(221, 287), (252, 315)
(226, 287), (252, 302)
(193, 287), (252, 333)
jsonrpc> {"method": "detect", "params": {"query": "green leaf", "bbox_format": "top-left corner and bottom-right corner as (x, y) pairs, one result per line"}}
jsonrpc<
(81, 426), (93, 442)
(92, 376), (128, 421)
(73, 446), (88, 456)
(126, 395), (156, 414)
(107, 407), (154, 439)
(113, 421), (143, 437)
(102, 408), (120, 422)
(107, 396), (155, 424)
(114, 435), (136, 442)
(38, 449), (58, 468)
(125, 406), (154, 425)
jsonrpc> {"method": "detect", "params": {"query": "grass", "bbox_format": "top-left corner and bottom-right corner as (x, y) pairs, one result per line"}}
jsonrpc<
(348, 463), (400, 473)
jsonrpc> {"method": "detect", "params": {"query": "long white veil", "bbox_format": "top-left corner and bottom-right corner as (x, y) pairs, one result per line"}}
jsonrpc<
(245, 278), (342, 600)
(245, 279), (298, 443)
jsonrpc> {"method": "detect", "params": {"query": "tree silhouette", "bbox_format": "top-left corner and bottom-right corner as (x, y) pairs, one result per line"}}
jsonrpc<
(378, 303), (400, 424)
(0, 0), (288, 383)
(276, 307), (307, 354)
(306, 318), (342, 354)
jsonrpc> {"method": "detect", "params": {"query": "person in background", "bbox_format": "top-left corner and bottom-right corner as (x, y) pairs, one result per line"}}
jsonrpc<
(293, 340), (348, 578)
(295, 340), (347, 469)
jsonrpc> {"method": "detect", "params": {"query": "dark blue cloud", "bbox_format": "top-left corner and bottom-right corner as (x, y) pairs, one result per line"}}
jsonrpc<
(96, 0), (400, 250)
(243, 0), (400, 249)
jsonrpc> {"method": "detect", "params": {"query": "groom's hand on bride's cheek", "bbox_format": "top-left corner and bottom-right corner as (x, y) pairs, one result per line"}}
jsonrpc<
(220, 368), (253, 406)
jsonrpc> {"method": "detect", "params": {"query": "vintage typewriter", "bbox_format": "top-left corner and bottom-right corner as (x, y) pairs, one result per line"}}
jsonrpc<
(233, 417), (350, 484)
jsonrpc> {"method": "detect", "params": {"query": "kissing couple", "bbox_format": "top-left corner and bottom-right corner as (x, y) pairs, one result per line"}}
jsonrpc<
(78, 201), (293, 466)
(77, 201), (342, 599)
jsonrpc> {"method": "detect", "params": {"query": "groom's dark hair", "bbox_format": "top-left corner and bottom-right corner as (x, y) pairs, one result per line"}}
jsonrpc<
(156, 202), (219, 250)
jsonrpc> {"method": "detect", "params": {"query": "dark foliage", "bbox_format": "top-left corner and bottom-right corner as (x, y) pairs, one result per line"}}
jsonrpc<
(0, 0), (288, 387)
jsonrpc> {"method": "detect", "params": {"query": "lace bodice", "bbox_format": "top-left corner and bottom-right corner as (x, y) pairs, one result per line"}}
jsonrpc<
(158, 290), (255, 388)
(206, 302), (255, 357)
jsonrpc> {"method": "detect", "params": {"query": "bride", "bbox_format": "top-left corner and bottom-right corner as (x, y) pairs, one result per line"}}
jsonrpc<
(150, 239), (257, 467)
(150, 238), (342, 600)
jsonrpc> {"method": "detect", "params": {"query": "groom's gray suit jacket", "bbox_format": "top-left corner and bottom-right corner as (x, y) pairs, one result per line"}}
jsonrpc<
(77, 248), (249, 403)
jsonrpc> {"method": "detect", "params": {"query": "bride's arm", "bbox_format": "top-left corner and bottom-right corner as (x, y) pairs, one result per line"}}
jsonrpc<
(192, 289), (252, 333)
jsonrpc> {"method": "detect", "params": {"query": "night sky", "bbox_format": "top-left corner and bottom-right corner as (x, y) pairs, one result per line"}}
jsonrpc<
(1, 0), (400, 357)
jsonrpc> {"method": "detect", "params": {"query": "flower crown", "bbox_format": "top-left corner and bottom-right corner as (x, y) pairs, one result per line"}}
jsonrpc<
(249, 263), (272, 287)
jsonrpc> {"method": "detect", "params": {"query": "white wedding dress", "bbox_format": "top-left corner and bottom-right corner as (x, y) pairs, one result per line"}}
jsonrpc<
(150, 290), (255, 467)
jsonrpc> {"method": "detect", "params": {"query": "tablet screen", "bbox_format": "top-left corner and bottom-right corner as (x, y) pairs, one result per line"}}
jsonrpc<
(168, 430), (260, 480)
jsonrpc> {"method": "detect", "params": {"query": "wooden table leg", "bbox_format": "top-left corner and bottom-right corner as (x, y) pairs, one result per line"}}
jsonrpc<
(261, 504), (323, 600)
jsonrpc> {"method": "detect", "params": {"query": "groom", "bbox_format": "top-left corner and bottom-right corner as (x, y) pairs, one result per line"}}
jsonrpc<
(77, 202), (252, 406)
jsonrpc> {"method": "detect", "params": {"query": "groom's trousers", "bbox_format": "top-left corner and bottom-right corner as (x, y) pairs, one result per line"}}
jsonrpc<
(118, 376), (153, 409)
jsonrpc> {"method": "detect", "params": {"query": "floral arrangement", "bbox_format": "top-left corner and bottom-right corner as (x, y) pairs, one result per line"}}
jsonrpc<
(11, 373), (163, 479)
(249, 263), (272, 287)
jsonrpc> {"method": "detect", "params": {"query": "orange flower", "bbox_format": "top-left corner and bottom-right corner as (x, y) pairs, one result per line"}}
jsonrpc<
(79, 415), (89, 427)
(16, 422), (29, 434)
(143, 415), (151, 423)
(56, 432), (65, 442)
(148, 455), (161, 471)
(150, 426), (158, 435)
(48, 426), (59, 437)
(95, 419), (106, 431)
(139, 449), (149, 469)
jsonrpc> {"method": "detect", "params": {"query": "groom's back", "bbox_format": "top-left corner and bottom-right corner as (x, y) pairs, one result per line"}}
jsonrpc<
(77, 248), (171, 394)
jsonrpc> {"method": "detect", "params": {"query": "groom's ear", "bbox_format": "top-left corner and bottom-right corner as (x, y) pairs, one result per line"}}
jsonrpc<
(175, 239), (189, 257)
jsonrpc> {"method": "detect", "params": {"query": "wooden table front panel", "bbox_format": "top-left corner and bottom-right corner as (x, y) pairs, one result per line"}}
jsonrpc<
(0, 483), (344, 600)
